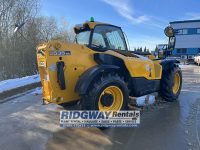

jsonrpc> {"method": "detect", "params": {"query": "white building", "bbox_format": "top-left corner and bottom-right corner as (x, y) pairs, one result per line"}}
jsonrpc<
(170, 20), (200, 59)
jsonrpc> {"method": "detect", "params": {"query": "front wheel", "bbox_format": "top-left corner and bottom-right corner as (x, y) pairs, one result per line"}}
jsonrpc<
(80, 74), (129, 111)
(159, 65), (182, 102)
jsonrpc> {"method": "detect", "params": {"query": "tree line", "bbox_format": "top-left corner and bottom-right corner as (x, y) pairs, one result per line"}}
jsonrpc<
(133, 47), (150, 52)
(0, 0), (74, 80)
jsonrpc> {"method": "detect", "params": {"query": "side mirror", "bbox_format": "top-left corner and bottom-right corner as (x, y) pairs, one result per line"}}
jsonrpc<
(164, 26), (174, 37)
(164, 26), (176, 50)
(14, 22), (25, 33)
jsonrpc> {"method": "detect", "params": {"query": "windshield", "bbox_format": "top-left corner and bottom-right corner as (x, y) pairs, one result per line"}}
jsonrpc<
(75, 31), (90, 45)
(91, 25), (127, 51)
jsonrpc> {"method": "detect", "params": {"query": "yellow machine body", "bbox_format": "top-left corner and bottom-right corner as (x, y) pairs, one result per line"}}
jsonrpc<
(37, 42), (162, 104)
(36, 21), (162, 104)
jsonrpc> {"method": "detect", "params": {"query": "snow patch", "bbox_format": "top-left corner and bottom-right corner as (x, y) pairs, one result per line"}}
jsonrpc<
(31, 87), (42, 95)
(0, 75), (40, 94)
(136, 96), (146, 106)
(149, 95), (156, 104)
(136, 95), (155, 106)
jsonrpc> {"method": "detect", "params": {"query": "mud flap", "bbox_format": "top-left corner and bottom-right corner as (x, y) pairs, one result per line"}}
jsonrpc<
(56, 61), (66, 90)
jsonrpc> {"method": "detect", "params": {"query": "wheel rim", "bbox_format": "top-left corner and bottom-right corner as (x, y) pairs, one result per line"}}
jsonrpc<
(172, 72), (181, 94)
(98, 86), (123, 111)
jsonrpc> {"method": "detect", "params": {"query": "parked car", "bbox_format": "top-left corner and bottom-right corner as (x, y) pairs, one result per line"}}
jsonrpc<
(194, 54), (200, 65)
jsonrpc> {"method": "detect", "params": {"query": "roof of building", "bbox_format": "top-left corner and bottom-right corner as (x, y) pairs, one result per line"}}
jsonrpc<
(170, 19), (200, 24)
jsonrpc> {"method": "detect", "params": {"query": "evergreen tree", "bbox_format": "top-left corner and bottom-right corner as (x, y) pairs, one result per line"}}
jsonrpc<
(144, 46), (147, 52)
(155, 46), (159, 52)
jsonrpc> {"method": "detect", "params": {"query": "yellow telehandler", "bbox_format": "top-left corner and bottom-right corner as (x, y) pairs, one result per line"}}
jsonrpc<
(36, 18), (182, 111)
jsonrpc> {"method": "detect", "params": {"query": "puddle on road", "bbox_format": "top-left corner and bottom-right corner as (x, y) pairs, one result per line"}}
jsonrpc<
(47, 128), (112, 150)
(184, 98), (200, 150)
(178, 67), (200, 150)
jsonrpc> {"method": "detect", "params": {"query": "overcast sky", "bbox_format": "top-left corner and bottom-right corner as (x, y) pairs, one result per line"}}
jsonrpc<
(41, 0), (200, 51)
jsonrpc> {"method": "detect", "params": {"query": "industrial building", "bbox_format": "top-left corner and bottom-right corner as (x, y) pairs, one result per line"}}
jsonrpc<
(170, 19), (200, 60)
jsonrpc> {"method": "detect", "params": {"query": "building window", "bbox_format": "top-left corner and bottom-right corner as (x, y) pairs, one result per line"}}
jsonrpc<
(188, 28), (197, 34)
(182, 48), (187, 53)
(177, 48), (187, 53)
(175, 29), (181, 35)
(175, 28), (200, 35)
(176, 29), (188, 35)
(182, 29), (188, 34)
(197, 29), (200, 34)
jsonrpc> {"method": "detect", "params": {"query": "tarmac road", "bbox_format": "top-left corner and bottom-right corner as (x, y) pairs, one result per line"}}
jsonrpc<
(0, 65), (200, 150)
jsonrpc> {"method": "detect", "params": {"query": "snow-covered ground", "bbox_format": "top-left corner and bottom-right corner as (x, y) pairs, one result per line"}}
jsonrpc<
(0, 75), (40, 94)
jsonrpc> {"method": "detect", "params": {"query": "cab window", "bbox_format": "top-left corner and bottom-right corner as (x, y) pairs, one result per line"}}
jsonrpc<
(92, 32), (106, 48)
(76, 31), (90, 45)
(91, 25), (127, 51)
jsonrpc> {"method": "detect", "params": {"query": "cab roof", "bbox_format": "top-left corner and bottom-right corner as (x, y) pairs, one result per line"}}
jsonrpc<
(74, 21), (120, 34)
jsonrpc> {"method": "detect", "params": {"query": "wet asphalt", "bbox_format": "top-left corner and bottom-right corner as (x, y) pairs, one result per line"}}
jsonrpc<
(0, 65), (199, 150)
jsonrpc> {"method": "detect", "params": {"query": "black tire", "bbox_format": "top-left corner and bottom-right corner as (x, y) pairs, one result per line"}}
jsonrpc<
(159, 65), (182, 102)
(80, 74), (129, 110)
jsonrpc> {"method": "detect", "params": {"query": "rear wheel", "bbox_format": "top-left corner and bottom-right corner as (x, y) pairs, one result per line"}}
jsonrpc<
(159, 65), (182, 102)
(81, 74), (129, 111)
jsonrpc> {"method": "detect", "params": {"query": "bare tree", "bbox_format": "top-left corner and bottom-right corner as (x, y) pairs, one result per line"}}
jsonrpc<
(0, 0), (75, 80)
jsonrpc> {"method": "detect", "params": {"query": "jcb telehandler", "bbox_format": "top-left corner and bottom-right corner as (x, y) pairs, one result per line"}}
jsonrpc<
(36, 18), (182, 111)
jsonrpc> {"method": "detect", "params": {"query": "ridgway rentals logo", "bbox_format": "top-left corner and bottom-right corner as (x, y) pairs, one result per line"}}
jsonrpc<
(60, 111), (140, 128)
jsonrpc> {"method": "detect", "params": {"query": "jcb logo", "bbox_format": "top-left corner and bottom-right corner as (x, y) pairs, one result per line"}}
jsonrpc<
(49, 51), (71, 56)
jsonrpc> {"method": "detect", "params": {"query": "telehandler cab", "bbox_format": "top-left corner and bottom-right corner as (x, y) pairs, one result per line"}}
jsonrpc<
(36, 18), (182, 111)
